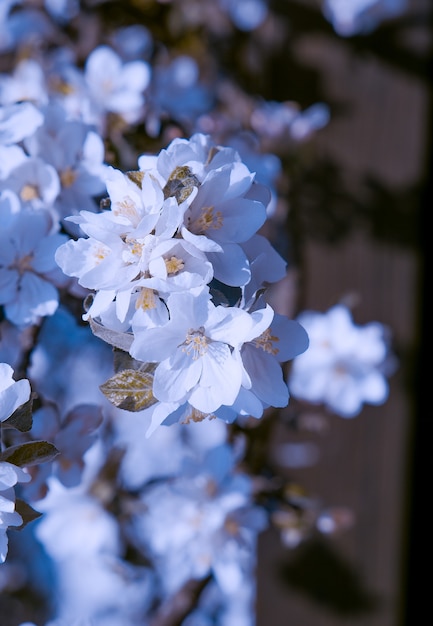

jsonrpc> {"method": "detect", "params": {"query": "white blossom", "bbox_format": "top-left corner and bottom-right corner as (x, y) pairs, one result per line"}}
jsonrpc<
(288, 304), (392, 417)
(0, 461), (31, 563)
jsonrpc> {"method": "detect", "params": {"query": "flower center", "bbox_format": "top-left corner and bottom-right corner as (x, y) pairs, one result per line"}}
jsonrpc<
(182, 327), (209, 359)
(164, 255), (185, 275)
(122, 237), (145, 264)
(191, 206), (223, 234)
(224, 517), (240, 536)
(50, 77), (75, 95)
(20, 184), (40, 202)
(93, 243), (110, 264)
(135, 288), (157, 310)
(113, 196), (140, 222)
(253, 328), (279, 355)
(60, 168), (77, 188)
(11, 253), (34, 274)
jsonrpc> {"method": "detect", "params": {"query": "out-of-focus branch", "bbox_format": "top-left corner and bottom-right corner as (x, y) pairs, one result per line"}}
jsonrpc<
(149, 575), (212, 626)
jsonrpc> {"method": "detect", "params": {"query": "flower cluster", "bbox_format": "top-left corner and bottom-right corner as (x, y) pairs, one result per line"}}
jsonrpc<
(128, 443), (267, 596)
(0, 100), (107, 327)
(56, 133), (310, 434)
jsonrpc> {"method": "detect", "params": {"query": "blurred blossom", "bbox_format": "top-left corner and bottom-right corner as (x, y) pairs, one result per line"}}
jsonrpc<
(1, 155), (60, 212)
(112, 408), (228, 490)
(0, 101), (44, 145)
(83, 45), (151, 130)
(44, 0), (80, 24)
(0, 58), (49, 107)
(128, 444), (267, 596)
(0, 1), (20, 53)
(110, 24), (154, 61)
(0, 362), (31, 423)
(272, 508), (314, 549)
(34, 475), (154, 624)
(0, 193), (68, 327)
(22, 403), (103, 499)
(323, 0), (408, 36)
(289, 103), (331, 142)
(288, 304), (394, 417)
(35, 480), (122, 562)
(29, 307), (113, 413)
(273, 441), (320, 468)
(43, 49), (93, 122)
(250, 100), (330, 144)
(316, 506), (355, 534)
(23, 102), (108, 224)
(0, 461), (31, 563)
(220, 0), (269, 31)
(0, 321), (29, 370)
(146, 55), (214, 137)
(0, 4), (54, 53)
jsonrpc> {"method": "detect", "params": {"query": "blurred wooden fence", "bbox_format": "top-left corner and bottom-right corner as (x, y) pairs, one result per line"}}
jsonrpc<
(256, 2), (430, 624)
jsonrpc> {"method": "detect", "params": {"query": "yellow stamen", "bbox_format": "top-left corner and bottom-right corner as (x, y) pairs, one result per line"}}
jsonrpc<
(182, 327), (209, 359)
(135, 288), (157, 311)
(253, 328), (279, 355)
(20, 184), (40, 202)
(224, 518), (239, 536)
(60, 168), (77, 188)
(93, 244), (109, 264)
(50, 77), (75, 95)
(113, 196), (139, 221)
(122, 236), (144, 260)
(11, 253), (33, 274)
(192, 206), (223, 234)
(164, 256), (185, 275)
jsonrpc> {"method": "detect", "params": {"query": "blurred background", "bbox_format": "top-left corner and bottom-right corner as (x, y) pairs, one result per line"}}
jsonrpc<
(255, 1), (431, 625)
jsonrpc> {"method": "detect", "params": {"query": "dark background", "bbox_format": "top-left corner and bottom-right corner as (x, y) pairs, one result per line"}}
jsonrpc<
(256, 1), (431, 624)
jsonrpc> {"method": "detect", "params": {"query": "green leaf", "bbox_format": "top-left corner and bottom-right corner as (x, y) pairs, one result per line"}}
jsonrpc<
(13, 498), (42, 530)
(100, 369), (157, 412)
(2, 392), (37, 432)
(0, 441), (59, 467)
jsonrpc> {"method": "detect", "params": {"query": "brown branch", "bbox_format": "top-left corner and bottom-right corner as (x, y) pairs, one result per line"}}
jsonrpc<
(149, 575), (212, 626)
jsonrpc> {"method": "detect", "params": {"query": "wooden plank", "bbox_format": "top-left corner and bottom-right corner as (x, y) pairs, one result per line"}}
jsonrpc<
(256, 2), (429, 622)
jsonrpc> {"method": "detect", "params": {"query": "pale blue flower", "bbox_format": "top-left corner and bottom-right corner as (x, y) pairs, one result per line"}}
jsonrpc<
(288, 304), (393, 416)
(0, 192), (68, 326)
(0, 362), (31, 423)
(1, 461), (31, 563)
(323, 0), (407, 36)
(130, 288), (249, 413)
(0, 101), (44, 145)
